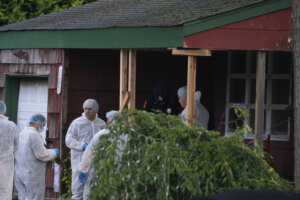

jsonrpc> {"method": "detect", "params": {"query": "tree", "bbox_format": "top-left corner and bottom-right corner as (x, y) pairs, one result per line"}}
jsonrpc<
(293, 0), (300, 190)
(89, 110), (293, 200)
(0, 0), (97, 26)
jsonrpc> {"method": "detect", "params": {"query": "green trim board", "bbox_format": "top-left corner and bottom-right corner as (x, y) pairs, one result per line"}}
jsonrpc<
(0, 0), (291, 49)
(4, 75), (49, 124)
(4, 76), (20, 123)
(5, 74), (49, 79)
(183, 0), (292, 36)
(0, 27), (183, 49)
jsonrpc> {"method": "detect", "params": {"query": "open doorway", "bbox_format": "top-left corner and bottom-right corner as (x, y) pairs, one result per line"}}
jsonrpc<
(17, 78), (49, 142)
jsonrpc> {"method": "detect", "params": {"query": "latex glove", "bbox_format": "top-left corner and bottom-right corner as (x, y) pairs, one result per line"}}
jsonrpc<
(78, 172), (87, 184)
(53, 148), (59, 156)
(83, 143), (88, 151)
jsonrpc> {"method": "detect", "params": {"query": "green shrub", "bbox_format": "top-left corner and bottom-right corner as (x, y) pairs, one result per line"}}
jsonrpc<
(88, 109), (294, 200)
(59, 156), (72, 199)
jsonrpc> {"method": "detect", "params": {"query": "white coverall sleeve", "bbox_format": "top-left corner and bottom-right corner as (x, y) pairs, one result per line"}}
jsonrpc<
(78, 131), (106, 173)
(65, 122), (85, 150)
(195, 91), (209, 129)
(10, 122), (18, 152)
(29, 132), (57, 162)
(78, 145), (93, 173)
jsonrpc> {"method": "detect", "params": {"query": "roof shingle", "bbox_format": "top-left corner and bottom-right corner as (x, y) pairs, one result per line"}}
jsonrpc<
(0, 0), (265, 31)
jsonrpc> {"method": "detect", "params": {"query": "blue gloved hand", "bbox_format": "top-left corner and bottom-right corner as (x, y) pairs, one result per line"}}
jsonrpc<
(78, 172), (87, 184)
(83, 143), (88, 151)
(53, 148), (59, 156)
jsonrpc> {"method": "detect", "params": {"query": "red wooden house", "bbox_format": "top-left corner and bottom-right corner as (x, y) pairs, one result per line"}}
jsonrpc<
(0, 0), (293, 197)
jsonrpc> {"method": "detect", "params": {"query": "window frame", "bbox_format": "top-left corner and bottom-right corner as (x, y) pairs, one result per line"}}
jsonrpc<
(225, 51), (292, 141)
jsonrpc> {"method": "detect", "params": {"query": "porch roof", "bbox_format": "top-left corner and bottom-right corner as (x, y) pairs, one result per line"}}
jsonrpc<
(0, 0), (291, 49)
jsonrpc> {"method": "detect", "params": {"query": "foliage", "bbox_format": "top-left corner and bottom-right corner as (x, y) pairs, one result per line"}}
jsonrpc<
(0, 0), (97, 26)
(233, 107), (253, 135)
(59, 155), (72, 199)
(89, 109), (294, 200)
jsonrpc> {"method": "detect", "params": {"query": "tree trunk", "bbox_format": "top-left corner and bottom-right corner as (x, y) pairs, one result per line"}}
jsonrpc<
(293, 0), (300, 189)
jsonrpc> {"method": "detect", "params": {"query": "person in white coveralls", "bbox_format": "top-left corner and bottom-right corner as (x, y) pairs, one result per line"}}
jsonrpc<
(78, 110), (124, 200)
(14, 113), (59, 200)
(65, 99), (106, 200)
(177, 86), (209, 129)
(0, 101), (18, 200)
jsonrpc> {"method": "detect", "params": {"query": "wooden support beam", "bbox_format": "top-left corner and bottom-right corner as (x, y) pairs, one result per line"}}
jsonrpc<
(119, 49), (128, 109)
(186, 56), (197, 127)
(172, 49), (211, 57)
(254, 51), (266, 143)
(128, 49), (136, 109)
(119, 92), (130, 112)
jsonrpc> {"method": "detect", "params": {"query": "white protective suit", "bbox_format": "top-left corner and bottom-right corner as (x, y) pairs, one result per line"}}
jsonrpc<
(79, 129), (109, 200)
(78, 129), (128, 200)
(181, 91), (209, 129)
(0, 115), (18, 200)
(14, 126), (57, 200)
(65, 113), (106, 200)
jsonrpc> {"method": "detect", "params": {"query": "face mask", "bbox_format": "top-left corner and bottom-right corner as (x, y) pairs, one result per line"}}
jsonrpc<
(38, 127), (44, 133)
(38, 125), (45, 133)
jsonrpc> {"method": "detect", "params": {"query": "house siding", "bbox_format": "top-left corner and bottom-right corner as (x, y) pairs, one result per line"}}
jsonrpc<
(0, 49), (64, 198)
(184, 8), (293, 51)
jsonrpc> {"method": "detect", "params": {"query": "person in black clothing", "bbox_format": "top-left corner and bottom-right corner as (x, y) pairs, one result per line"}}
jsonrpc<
(144, 85), (180, 115)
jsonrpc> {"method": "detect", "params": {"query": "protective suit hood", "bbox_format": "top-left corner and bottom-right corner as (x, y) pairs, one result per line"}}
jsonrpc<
(181, 91), (209, 129)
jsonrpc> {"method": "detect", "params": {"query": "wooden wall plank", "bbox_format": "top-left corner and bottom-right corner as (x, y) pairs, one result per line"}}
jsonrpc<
(120, 49), (128, 109)
(61, 51), (70, 158)
(186, 56), (197, 127)
(48, 89), (61, 113)
(6, 64), (51, 75)
(0, 49), (63, 64)
(48, 64), (59, 89)
(119, 92), (129, 112)
(128, 49), (136, 109)
(45, 163), (54, 187)
(172, 49), (211, 56)
(254, 52), (266, 143)
(0, 64), (9, 87)
(48, 113), (61, 138)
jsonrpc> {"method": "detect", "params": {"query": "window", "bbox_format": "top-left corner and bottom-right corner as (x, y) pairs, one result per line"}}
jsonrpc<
(225, 51), (292, 141)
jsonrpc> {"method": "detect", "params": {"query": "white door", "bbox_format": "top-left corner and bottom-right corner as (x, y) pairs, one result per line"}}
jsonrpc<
(17, 79), (48, 142)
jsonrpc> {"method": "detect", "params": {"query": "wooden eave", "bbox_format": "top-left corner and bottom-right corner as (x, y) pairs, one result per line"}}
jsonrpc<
(0, 0), (291, 49)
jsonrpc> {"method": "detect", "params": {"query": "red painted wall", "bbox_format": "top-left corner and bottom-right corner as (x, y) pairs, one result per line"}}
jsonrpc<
(184, 8), (292, 51)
